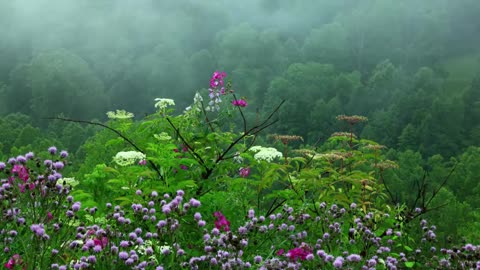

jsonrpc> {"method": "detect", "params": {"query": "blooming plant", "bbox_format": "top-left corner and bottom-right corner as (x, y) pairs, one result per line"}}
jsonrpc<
(6, 70), (480, 269)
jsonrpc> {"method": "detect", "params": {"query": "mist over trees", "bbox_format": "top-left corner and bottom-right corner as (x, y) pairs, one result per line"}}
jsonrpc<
(1, 0), (480, 245)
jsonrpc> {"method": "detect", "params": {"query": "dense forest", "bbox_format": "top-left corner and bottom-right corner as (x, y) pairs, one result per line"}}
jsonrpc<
(2, 1), (480, 266)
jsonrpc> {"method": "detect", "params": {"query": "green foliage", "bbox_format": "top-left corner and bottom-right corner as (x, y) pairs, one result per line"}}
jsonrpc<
(28, 49), (108, 120)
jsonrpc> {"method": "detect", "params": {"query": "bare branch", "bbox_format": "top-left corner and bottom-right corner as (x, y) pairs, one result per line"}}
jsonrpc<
(44, 117), (164, 182)
(232, 93), (247, 133)
(165, 117), (208, 170)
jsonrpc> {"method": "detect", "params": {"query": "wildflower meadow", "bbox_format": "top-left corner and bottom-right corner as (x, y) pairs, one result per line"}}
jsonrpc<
(2, 71), (480, 270)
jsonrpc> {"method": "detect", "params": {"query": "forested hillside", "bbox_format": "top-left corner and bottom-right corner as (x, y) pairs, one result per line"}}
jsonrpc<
(2, 0), (480, 254)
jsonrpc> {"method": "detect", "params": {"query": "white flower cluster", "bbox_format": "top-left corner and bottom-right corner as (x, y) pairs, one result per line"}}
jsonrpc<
(205, 92), (221, 112)
(58, 177), (79, 187)
(185, 92), (203, 114)
(154, 98), (175, 111)
(135, 240), (160, 264)
(113, 151), (146, 166)
(154, 132), (172, 141)
(249, 146), (283, 162)
(106, 109), (134, 119)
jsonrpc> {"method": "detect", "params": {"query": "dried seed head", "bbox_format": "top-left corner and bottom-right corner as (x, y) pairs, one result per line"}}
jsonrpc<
(292, 149), (317, 156)
(374, 160), (399, 170)
(336, 115), (368, 125)
(331, 132), (357, 139)
(362, 144), (386, 151)
(269, 134), (304, 144)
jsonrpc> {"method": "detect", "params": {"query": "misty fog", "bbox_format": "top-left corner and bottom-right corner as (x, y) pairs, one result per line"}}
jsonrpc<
(2, 0), (480, 254)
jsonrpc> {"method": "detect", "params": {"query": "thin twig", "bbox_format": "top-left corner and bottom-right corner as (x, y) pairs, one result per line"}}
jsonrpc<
(232, 93), (247, 133)
(44, 117), (164, 182)
(424, 162), (457, 208)
(380, 170), (397, 205)
(165, 117), (208, 169)
(199, 100), (215, 133)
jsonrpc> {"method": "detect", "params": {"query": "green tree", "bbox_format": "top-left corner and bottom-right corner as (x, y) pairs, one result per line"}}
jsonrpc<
(397, 124), (418, 151)
(302, 23), (349, 68)
(27, 49), (108, 120)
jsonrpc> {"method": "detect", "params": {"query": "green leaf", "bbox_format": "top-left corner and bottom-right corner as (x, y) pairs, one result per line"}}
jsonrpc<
(405, 261), (415, 268)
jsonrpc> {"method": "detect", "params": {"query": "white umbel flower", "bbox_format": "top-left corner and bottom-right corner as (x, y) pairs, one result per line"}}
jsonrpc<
(249, 146), (283, 162)
(113, 151), (146, 166)
(154, 98), (175, 110)
(58, 177), (79, 187)
(106, 109), (134, 119)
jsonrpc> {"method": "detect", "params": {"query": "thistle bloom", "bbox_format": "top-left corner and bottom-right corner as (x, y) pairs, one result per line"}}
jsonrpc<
(25, 152), (34, 159)
(60, 150), (68, 158)
(48, 146), (57, 155)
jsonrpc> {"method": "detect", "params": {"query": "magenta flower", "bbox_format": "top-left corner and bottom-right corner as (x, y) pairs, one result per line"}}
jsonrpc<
(284, 244), (313, 262)
(12, 164), (29, 182)
(93, 236), (108, 249)
(213, 212), (231, 232)
(210, 71), (227, 89)
(138, 159), (147, 166)
(5, 254), (23, 269)
(232, 99), (248, 107)
(239, 167), (250, 178)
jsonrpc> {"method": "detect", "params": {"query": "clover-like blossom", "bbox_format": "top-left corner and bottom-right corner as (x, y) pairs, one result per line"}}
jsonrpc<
(283, 243), (313, 262)
(4, 254), (22, 270)
(232, 99), (248, 107)
(11, 164), (29, 182)
(210, 71), (227, 90)
(239, 167), (250, 178)
(213, 211), (230, 232)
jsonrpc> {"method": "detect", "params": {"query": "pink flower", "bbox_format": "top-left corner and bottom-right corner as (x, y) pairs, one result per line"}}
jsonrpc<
(286, 244), (313, 262)
(213, 212), (230, 232)
(12, 164), (29, 182)
(232, 99), (248, 107)
(210, 71), (227, 89)
(4, 254), (22, 269)
(239, 167), (250, 178)
(138, 159), (147, 166)
(93, 236), (109, 249)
